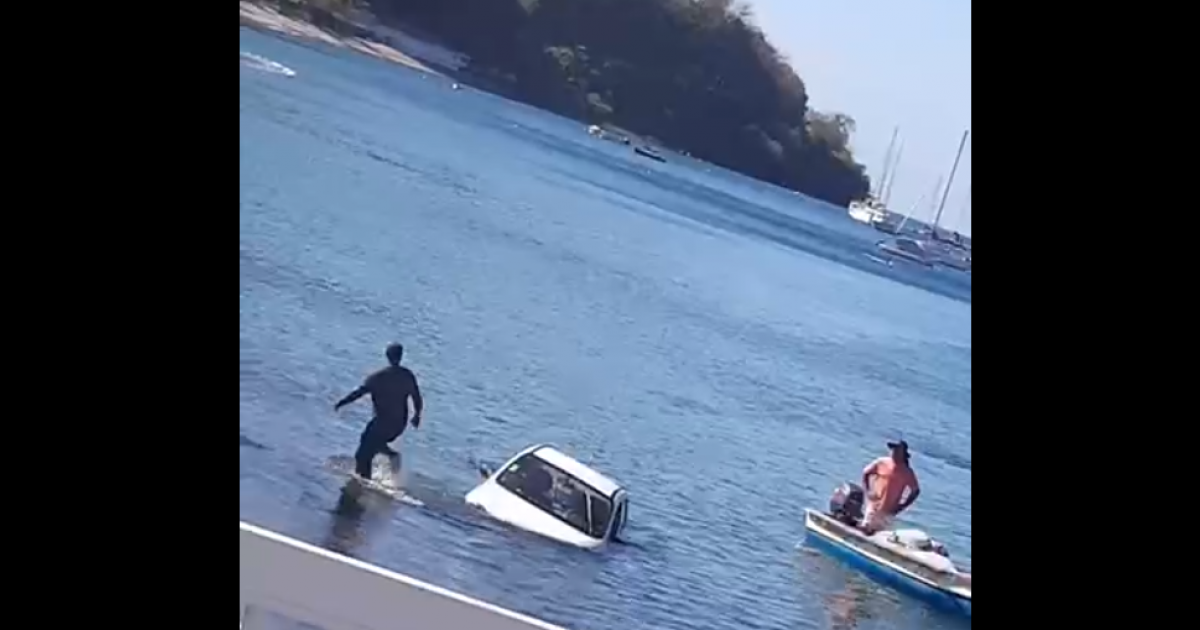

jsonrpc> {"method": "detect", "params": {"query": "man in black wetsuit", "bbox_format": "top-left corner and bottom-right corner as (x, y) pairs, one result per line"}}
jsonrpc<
(334, 343), (424, 479)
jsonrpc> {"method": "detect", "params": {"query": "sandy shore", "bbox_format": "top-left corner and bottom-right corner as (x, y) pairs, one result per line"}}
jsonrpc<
(239, 2), (442, 75)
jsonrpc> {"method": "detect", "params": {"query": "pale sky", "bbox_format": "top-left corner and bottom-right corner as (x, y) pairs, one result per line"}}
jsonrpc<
(746, 0), (972, 235)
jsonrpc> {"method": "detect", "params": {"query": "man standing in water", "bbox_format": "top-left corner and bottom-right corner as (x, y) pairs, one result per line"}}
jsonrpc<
(860, 440), (920, 534)
(334, 343), (424, 479)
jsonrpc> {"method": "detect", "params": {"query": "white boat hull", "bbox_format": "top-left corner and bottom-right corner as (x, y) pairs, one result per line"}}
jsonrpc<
(848, 206), (876, 224)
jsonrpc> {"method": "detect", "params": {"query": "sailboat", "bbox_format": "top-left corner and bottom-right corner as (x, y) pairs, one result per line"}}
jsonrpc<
(849, 127), (901, 225)
(876, 129), (970, 269)
(925, 131), (971, 271)
(932, 187), (971, 248)
(875, 177), (936, 235)
(931, 187), (971, 271)
(872, 185), (939, 266)
(927, 130), (969, 241)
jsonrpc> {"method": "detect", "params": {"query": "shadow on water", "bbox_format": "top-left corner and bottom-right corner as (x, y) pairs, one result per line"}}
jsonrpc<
(240, 433), (269, 450)
(824, 577), (884, 630)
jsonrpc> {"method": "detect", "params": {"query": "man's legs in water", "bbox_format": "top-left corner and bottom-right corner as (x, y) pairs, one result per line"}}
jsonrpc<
(354, 418), (408, 478)
(380, 420), (408, 473)
(380, 443), (402, 473)
(353, 422), (388, 479)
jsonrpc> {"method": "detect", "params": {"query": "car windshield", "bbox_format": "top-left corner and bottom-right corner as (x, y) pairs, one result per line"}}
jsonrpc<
(496, 453), (614, 539)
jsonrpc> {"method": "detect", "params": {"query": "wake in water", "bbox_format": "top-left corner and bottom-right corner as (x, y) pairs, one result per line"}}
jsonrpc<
(240, 51), (297, 77)
(324, 454), (423, 506)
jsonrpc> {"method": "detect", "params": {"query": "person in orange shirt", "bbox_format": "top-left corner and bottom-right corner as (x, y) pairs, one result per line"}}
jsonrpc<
(860, 440), (921, 534)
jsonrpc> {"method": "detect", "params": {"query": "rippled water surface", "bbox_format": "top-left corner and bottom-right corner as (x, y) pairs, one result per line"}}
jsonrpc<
(240, 28), (971, 630)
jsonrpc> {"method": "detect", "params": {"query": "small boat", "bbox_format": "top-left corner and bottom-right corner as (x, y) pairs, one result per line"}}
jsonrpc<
(466, 444), (629, 550)
(803, 483), (971, 617)
(634, 145), (666, 163)
(588, 124), (635, 145)
(876, 237), (935, 267)
(872, 216), (904, 234)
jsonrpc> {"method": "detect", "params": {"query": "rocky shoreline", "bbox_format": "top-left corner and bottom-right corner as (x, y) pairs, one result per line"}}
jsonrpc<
(239, 2), (442, 75)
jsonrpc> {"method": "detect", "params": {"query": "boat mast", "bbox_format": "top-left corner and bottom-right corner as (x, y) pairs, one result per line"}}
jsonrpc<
(933, 129), (969, 230)
(875, 126), (899, 200)
(926, 176), (943, 228)
(958, 187), (971, 233)
(896, 184), (929, 233)
(883, 139), (904, 206)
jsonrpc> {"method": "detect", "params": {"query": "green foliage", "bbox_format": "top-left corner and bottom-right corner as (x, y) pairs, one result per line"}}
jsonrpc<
(361, 0), (872, 206)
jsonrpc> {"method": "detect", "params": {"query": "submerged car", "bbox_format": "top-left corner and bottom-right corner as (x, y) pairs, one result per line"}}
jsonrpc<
(466, 444), (629, 550)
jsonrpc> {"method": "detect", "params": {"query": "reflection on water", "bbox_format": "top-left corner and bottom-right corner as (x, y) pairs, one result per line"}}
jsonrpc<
(825, 578), (876, 630)
(793, 543), (970, 630)
(321, 481), (398, 558)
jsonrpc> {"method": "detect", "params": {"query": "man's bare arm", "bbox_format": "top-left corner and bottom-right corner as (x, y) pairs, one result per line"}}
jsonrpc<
(862, 459), (881, 490)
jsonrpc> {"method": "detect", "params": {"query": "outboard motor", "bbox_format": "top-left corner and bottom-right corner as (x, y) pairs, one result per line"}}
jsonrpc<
(828, 482), (865, 526)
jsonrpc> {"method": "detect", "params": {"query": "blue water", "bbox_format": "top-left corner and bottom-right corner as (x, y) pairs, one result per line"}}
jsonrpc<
(240, 28), (971, 630)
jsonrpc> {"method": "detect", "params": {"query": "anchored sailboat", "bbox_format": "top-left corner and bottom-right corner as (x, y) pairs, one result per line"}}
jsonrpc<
(876, 129), (970, 269)
(848, 126), (901, 225)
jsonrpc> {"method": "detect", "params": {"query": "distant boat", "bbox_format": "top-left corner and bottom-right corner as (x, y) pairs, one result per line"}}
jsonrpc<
(877, 237), (936, 267)
(850, 126), (903, 225)
(872, 210), (904, 234)
(930, 188), (970, 251)
(848, 199), (886, 225)
(586, 124), (633, 145)
(874, 183), (932, 235)
(926, 131), (971, 272)
(876, 130), (971, 272)
(634, 145), (666, 163)
(927, 132), (968, 240)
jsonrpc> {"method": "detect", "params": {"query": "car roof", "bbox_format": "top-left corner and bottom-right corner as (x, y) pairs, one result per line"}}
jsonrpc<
(531, 446), (623, 498)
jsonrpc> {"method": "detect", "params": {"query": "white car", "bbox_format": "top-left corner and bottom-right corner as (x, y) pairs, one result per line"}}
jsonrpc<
(466, 444), (629, 550)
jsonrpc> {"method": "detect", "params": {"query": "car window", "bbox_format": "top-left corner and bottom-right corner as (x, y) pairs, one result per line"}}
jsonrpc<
(497, 453), (614, 538)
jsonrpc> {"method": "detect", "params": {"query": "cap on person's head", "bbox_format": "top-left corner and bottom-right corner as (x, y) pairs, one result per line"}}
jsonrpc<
(385, 343), (405, 365)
